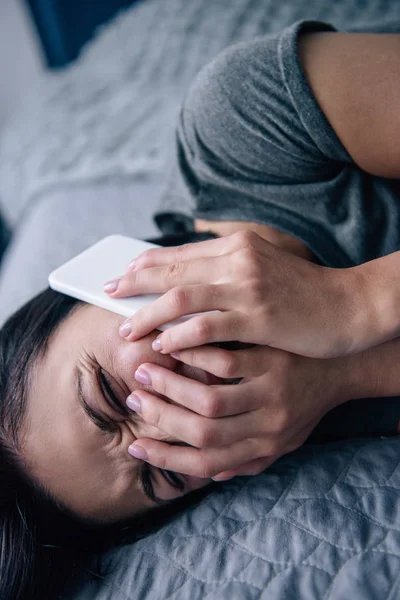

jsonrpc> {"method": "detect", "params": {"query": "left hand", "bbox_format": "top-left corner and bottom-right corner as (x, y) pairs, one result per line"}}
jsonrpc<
(127, 344), (349, 480)
(105, 231), (370, 359)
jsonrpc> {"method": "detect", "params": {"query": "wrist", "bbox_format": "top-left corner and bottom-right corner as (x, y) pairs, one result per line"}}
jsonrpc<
(326, 350), (378, 407)
(355, 253), (400, 348)
(324, 265), (372, 356)
(329, 252), (400, 356)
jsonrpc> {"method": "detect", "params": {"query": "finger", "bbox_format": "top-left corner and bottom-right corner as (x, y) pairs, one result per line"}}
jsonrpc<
(128, 437), (261, 478)
(212, 455), (279, 481)
(134, 362), (261, 416)
(108, 255), (229, 298)
(122, 283), (237, 342)
(127, 229), (268, 272)
(128, 235), (239, 271)
(129, 390), (261, 448)
(143, 310), (249, 355)
(173, 345), (275, 379)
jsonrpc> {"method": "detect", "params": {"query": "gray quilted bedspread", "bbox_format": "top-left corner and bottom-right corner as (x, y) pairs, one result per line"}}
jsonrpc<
(68, 437), (400, 599)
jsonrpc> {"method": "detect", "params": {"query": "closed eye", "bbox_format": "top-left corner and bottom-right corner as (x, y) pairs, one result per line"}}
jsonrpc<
(92, 369), (179, 504)
(77, 368), (117, 434)
(99, 369), (130, 418)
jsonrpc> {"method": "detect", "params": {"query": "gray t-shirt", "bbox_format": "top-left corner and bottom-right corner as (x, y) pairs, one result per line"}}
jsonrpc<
(155, 20), (400, 268)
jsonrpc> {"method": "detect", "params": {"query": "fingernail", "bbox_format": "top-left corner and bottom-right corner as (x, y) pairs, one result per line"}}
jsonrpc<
(128, 444), (148, 461)
(135, 367), (151, 386)
(104, 278), (120, 293)
(126, 393), (142, 413)
(170, 352), (180, 360)
(119, 321), (132, 338)
(211, 475), (235, 482)
(127, 259), (136, 272)
(152, 336), (163, 351)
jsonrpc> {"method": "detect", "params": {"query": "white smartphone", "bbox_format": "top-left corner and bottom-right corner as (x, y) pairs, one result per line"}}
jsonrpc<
(49, 234), (216, 331)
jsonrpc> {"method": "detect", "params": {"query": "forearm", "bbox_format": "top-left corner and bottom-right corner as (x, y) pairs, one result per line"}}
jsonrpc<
(299, 29), (400, 351)
(333, 331), (400, 404)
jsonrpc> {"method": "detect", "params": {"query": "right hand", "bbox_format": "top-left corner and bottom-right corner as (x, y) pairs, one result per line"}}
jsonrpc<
(127, 343), (349, 479)
(106, 230), (373, 359)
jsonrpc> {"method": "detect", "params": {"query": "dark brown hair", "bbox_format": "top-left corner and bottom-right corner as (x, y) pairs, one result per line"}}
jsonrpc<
(0, 288), (90, 598)
(0, 283), (215, 599)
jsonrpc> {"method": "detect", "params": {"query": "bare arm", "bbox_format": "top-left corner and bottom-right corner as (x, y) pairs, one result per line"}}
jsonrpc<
(298, 32), (400, 347)
(299, 32), (400, 178)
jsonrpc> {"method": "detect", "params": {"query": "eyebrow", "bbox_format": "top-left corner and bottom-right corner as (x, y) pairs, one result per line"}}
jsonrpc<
(76, 369), (164, 504)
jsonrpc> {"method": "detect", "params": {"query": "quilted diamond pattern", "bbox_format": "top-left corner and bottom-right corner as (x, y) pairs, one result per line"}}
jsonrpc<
(68, 438), (400, 599)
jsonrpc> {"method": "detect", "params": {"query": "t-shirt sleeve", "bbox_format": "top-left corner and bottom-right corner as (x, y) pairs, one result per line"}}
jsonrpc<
(156, 20), (400, 268)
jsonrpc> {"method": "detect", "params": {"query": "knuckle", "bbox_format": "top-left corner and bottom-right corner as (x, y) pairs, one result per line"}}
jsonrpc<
(255, 435), (278, 457)
(233, 229), (259, 248)
(137, 249), (153, 265)
(166, 262), (185, 281)
(168, 286), (190, 313)
(192, 317), (212, 344)
(149, 374), (168, 399)
(193, 425), (207, 448)
(125, 270), (139, 287)
(150, 405), (164, 431)
(218, 352), (239, 379)
(268, 405), (290, 435)
(274, 409), (291, 434)
(194, 458), (215, 479)
(200, 390), (221, 418)
(155, 454), (169, 471)
(159, 331), (172, 351)
(236, 247), (262, 279)
(181, 348), (201, 370)
(175, 243), (190, 259)
(247, 278), (264, 305)
(193, 422), (217, 448)
(260, 301), (277, 327)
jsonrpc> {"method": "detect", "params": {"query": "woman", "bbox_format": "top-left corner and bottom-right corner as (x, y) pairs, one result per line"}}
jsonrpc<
(0, 281), (224, 599)
(1, 20), (400, 599)
(104, 21), (400, 480)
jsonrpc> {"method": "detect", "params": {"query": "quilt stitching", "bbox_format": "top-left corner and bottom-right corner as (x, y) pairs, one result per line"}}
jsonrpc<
(95, 437), (400, 598)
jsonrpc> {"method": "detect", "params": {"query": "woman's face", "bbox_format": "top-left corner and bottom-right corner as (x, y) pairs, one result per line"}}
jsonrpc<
(22, 303), (213, 523)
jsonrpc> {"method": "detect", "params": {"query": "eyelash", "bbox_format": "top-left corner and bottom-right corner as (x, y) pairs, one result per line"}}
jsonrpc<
(95, 418), (117, 435)
(89, 370), (121, 434)
(99, 370), (127, 416)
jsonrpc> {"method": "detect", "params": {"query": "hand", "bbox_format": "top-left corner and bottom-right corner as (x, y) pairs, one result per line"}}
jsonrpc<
(106, 230), (371, 359)
(126, 344), (349, 479)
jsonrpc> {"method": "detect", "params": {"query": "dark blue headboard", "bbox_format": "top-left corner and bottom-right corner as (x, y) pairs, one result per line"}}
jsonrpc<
(24, 0), (140, 68)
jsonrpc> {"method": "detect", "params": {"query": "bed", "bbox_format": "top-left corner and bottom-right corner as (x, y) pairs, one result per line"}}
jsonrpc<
(0, 1), (399, 598)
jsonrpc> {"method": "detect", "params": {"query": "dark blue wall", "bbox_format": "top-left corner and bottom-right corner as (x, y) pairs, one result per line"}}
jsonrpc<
(24, 0), (140, 68)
